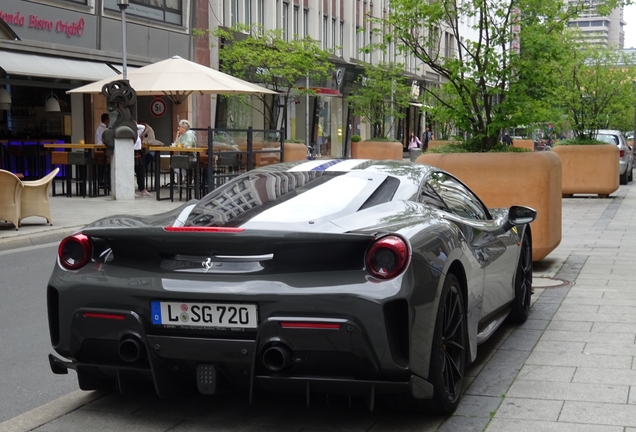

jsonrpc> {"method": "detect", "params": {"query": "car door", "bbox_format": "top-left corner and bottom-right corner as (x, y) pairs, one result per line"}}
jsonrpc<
(425, 172), (518, 320)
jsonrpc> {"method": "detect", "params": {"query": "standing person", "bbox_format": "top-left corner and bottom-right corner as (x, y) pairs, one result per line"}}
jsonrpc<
(422, 127), (433, 151)
(95, 113), (109, 144)
(316, 121), (323, 157)
(408, 132), (421, 149)
(502, 132), (513, 146)
(134, 122), (151, 197)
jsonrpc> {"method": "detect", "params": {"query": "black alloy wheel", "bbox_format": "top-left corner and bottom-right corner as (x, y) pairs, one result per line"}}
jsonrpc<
(429, 273), (466, 414)
(509, 231), (532, 323)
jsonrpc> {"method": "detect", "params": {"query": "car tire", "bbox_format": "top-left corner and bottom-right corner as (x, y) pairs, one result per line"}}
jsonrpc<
(508, 231), (532, 323)
(384, 273), (466, 415)
(629, 168), (633, 182)
(620, 170), (628, 185)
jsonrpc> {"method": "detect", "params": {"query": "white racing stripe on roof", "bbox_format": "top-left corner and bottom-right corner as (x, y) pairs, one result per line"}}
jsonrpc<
(325, 159), (370, 171)
(287, 160), (334, 171)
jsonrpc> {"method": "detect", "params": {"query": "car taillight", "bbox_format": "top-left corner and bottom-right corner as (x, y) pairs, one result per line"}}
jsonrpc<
(365, 235), (409, 279)
(620, 149), (625, 158)
(58, 234), (92, 270)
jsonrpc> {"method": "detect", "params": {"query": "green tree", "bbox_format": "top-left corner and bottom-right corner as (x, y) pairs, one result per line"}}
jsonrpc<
(372, 0), (617, 151)
(555, 46), (636, 139)
(213, 25), (332, 131)
(347, 62), (412, 139)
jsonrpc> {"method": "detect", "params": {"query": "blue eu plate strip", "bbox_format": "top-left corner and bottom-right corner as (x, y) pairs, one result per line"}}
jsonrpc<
(151, 302), (162, 324)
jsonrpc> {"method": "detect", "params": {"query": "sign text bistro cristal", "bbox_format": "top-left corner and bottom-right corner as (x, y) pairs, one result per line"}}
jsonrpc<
(0, 10), (85, 38)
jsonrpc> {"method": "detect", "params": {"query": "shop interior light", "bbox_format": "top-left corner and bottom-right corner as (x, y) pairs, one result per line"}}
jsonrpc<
(45, 92), (61, 112)
(0, 87), (11, 110)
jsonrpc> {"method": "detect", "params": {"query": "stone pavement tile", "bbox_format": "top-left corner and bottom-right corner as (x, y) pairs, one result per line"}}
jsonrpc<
(563, 291), (604, 298)
(495, 397), (563, 421)
(365, 413), (443, 432)
(506, 380), (628, 403)
(465, 350), (530, 398)
(516, 365), (575, 383)
(603, 292), (636, 300)
(599, 305), (636, 314)
(554, 304), (600, 314)
(559, 401), (636, 427)
(519, 319), (549, 331)
(592, 322), (636, 333)
(80, 392), (157, 414)
(541, 330), (635, 344)
(169, 421), (297, 432)
(32, 409), (181, 432)
(584, 342), (636, 356)
(454, 395), (502, 418)
(485, 418), (622, 432)
(435, 416), (490, 432)
(573, 368), (636, 385)
(498, 329), (542, 352)
(532, 340), (585, 354)
(546, 321), (593, 332)
(563, 297), (636, 306)
(525, 351), (632, 369)
(553, 311), (636, 323)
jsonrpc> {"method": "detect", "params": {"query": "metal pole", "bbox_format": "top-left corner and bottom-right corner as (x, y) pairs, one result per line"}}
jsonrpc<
(117, 0), (129, 80)
(306, 74), (309, 151)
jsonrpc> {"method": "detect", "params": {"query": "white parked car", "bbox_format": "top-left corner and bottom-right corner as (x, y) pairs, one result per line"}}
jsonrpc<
(596, 130), (633, 185)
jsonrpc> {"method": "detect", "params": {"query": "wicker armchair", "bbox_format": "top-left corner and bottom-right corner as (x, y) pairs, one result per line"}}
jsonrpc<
(20, 168), (60, 226)
(0, 169), (24, 230)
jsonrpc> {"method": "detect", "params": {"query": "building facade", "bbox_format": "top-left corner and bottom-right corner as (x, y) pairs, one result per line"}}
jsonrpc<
(568, 1), (625, 48)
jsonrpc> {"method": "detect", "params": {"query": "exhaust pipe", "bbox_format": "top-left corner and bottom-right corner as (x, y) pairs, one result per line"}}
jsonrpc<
(262, 345), (294, 372)
(119, 335), (146, 363)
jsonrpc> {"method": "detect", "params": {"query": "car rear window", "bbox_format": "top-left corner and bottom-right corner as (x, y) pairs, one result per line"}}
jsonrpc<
(596, 134), (618, 145)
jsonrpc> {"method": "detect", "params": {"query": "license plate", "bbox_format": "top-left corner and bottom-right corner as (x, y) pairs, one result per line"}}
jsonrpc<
(151, 301), (258, 329)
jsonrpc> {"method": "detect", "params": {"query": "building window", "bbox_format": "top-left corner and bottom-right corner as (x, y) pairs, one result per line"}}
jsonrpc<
(303, 9), (309, 38)
(283, 2), (289, 40)
(323, 15), (328, 50)
(355, 26), (360, 56)
(276, 0), (280, 28)
(245, 0), (252, 25)
(294, 6), (299, 39)
(332, 18), (336, 53)
(591, 20), (603, 26)
(231, 0), (238, 26)
(257, 0), (264, 31)
(105, 0), (183, 25)
(340, 21), (344, 57)
(369, 28), (373, 63)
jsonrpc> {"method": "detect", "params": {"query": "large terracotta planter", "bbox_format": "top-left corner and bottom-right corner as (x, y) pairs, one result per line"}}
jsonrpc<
(283, 142), (307, 162)
(351, 141), (402, 160)
(552, 144), (619, 198)
(415, 152), (562, 261)
(426, 140), (461, 151)
(513, 139), (534, 151)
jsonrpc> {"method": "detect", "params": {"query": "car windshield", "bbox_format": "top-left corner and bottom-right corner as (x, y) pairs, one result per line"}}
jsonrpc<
(596, 134), (619, 145)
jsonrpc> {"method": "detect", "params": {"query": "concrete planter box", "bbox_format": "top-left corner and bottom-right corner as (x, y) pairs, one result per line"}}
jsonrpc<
(512, 139), (535, 151)
(426, 140), (461, 151)
(351, 141), (402, 160)
(415, 151), (562, 261)
(283, 142), (307, 162)
(552, 144), (619, 198)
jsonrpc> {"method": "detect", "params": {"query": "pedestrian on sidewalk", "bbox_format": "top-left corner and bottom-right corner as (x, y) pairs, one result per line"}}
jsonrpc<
(422, 127), (433, 151)
(134, 122), (151, 197)
(408, 132), (421, 149)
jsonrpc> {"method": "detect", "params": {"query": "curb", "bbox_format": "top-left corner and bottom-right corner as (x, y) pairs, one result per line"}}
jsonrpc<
(0, 226), (83, 252)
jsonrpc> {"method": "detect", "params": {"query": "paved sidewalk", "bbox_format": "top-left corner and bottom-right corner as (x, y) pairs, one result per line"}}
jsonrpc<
(0, 195), (185, 251)
(3, 184), (636, 431)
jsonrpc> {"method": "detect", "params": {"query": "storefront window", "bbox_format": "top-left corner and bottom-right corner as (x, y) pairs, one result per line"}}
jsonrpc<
(104, 0), (183, 25)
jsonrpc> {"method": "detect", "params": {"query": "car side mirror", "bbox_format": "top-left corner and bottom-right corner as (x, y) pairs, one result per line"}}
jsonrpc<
(509, 205), (536, 226)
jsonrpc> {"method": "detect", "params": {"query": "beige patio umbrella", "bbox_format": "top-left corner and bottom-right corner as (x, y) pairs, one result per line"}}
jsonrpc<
(67, 55), (276, 102)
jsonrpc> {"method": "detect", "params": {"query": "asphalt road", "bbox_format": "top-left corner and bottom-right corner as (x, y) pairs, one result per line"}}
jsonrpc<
(0, 243), (77, 423)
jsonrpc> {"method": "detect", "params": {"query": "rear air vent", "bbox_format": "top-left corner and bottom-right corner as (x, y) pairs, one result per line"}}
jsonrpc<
(384, 299), (409, 367)
(47, 286), (60, 346)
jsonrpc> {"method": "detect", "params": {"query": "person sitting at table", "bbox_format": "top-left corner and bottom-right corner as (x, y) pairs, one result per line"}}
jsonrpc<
(172, 119), (197, 148)
(134, 122), (152, 197)
(95, 113), (109, 144)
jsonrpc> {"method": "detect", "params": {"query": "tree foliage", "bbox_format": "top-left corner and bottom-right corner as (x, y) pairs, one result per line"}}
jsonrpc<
(554, 46), (636, 139)
(374, 0), (619, 151)
(213, 25), (332, 130)
(347, 62), (412, 139)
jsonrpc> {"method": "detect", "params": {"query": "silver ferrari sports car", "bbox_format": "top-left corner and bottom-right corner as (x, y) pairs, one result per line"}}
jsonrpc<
(47, 159), (535, 414)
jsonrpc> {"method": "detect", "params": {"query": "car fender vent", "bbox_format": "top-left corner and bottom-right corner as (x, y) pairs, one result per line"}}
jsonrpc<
(47, 286), (60, 346)
(384, 299), (409, 367)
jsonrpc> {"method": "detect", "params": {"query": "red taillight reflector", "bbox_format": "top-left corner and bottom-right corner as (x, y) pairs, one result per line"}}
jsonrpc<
(620, 150), (625, 158)
(83, 312), (126, 321)
(366, 235), (409, 280)
(58, 234), (92, 270)
(164, 226), (245, 233)
(280, 322), (342, 329)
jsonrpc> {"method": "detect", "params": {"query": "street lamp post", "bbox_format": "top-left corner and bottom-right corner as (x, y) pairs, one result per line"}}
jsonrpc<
(117, 0), (129, 80)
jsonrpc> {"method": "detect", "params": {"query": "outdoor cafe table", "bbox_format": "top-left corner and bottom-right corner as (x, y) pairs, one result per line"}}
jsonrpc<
(149, 146), (207, 201)
(43, 143), (106, 197)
